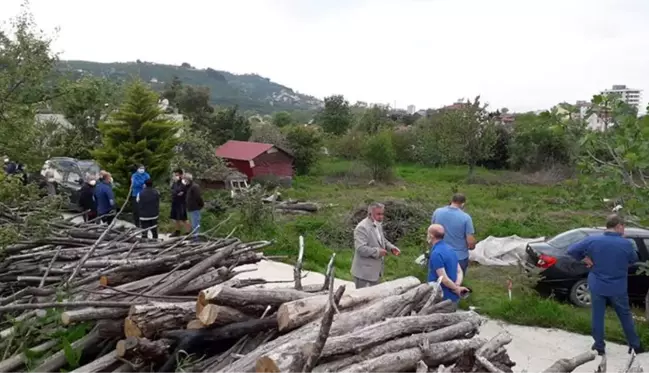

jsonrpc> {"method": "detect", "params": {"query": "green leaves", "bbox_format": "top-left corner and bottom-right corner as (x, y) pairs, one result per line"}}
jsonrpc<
(361, 129), (396, 181)
(319, 95), (353, 136)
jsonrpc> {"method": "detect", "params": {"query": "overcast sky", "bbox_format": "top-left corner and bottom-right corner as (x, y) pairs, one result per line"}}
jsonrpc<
(2, 0), (649, 112)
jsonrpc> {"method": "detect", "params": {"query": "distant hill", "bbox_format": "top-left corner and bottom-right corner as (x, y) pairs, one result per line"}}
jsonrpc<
(58, 60), (323, 114)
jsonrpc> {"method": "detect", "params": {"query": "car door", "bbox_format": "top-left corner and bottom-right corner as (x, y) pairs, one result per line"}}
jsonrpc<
(627, 238), (649, 299)
(629, 238), (649, 299)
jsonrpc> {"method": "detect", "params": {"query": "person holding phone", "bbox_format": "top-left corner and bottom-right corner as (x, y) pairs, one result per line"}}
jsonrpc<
(427, 224), (469, 305)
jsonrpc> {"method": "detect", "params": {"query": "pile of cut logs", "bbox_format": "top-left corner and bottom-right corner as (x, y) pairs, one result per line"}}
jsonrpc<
(0, 214), (626, 373)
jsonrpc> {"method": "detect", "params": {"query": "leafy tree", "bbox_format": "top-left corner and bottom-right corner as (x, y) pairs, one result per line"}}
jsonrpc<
(0, 2), (58, 168)
(285, 126), (322, 175)
(162, 78), (215, 131)
(249, 123), (288, 148)
(361, 130), (396, 181)
(173, 124), (228, 180)
(357, 105), (395, 134)
(271, 111), (294, 127)
(436, 97), (498, 177)
(208, 106), (251, 144)
(319, 95), (353, 135)
(93, 80), (180, 191)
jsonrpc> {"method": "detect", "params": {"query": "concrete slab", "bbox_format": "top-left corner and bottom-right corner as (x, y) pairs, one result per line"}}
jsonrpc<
(480, 318), (648, 371)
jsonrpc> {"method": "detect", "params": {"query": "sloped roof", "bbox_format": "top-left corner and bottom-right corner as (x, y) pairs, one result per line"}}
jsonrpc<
(215, 140), (276, 161)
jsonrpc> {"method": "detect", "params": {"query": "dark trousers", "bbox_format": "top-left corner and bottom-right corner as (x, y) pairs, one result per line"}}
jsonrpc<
(130, 196), (140, 227)
(100, 214), (114, 225)
(83, 211), (97, 223)
(591, 292), (640, 353)
(459, 258), (469, 275)
(140, 218), (158, 239)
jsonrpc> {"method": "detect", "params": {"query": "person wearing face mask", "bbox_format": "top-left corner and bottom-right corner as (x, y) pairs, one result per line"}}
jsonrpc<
(130, 165), (151, 227)
(351, 202), (401, 289)
(431, 193), (476, 274)
(183, 173), (204, 241)
(95, 172), (116, 224)
(78, 176), (97, 222)
(427, 224), (468, 306)
(170, 169), (190, 237)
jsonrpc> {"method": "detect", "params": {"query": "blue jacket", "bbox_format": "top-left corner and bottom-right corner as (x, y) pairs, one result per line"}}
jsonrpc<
(567, 232), (638, 296)
(428, 240), (460, 302)
(131, 171), (150, 197)
(94, 181), (115, 215)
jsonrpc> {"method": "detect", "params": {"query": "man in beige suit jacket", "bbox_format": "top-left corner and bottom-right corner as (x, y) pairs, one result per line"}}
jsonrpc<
(351, 202), (401, 288)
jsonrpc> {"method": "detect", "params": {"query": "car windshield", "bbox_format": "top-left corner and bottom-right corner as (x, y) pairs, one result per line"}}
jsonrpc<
(77, 160), (101, 177)
(547, 229), (588, 249)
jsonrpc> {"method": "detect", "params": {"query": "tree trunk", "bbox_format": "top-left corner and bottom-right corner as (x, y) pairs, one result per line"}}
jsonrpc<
(0, 340), (58, 372)
(224, 283), (430, 373)
(96, 319), (125, 339)
(339, 338), (486, 373)
(542, 351), (597, 373)
(116, 337), (173, 362)
(69, 350), (118, 373)
(124, 301), (195, 338)
(198, 304), (253, 326)
(266, 312), (478, 372)
(277, 276), (421, 332)
(34, 331), (101, 373)
(61, 307), (129, 325)
(313, 320), (478, 372)
(196, 284), (313, 315)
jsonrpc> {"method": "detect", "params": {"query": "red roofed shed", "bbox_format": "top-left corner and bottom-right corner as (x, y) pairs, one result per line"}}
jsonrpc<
(215, 140), (294, 181)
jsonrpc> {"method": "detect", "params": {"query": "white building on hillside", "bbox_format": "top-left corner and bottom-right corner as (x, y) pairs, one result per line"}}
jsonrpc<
(601, 85), (642, 108)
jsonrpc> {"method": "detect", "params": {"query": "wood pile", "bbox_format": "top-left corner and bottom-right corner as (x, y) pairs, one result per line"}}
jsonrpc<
(0, 215), (612, 373)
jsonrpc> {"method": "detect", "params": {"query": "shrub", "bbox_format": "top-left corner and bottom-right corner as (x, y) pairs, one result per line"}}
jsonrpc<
(285, 125), (322, 175)
(361, 130), (396, 181)
(328, 131), (365, 160)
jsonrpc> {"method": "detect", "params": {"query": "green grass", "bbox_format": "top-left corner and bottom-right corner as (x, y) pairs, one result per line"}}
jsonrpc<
(197, 159), (649, 346)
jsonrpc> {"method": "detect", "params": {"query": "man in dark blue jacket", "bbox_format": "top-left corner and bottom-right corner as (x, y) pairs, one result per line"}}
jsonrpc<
(94, 173), (115, 225)
(567, 214), (643, 356)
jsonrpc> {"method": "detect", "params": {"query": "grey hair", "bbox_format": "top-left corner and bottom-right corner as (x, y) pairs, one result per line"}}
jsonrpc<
(367, 202), (385, 215)
(183, 173), (193, 181)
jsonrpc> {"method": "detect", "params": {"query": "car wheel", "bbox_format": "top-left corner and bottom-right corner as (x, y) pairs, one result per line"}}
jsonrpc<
(569, 279), (591, 307)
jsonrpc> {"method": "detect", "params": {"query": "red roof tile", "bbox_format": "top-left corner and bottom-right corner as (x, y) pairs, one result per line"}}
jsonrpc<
(215, 140), (275, 161)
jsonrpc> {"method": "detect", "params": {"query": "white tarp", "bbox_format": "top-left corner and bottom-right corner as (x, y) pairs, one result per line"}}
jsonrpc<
(469, 235), (545, 266)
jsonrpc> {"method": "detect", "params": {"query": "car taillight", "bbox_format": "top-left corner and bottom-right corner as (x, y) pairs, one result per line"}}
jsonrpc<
(537, 254), (557, 268)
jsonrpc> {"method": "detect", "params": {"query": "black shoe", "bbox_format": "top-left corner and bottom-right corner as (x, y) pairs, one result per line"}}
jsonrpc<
(592, 345), (605, 356)
(170, 231), (180, 237)
(629, 345), (644, 354)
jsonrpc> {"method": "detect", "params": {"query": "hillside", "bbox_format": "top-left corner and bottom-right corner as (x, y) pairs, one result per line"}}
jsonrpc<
(58, 60), (323, 113)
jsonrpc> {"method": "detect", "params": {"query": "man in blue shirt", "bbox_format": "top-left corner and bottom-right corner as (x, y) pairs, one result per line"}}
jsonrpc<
(427, 224), (469, 304)
(94, 172), (116, 225)
(567, 214), (643, 356)
(131, 165), (150, 227)
(432, 193), (476, 274)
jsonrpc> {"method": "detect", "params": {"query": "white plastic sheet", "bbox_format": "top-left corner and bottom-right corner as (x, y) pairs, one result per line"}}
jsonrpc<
(469, 235), (545, 266)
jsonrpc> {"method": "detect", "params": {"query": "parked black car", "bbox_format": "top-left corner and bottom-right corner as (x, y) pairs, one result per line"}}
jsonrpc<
(525, 227), (649, 307)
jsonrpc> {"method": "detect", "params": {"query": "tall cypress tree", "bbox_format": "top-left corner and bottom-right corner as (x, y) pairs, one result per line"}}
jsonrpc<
(93, 80), (179, 193)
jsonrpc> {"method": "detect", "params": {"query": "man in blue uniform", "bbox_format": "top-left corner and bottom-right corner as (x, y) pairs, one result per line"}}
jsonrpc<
(567, 214), (644, 356)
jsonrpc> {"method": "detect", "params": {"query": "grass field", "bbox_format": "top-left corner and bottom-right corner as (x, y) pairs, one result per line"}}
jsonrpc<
(192, 159), (649, 346)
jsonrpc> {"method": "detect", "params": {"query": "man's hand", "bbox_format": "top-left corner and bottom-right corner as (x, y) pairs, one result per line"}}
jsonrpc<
(378, 248), (388, 257)
(391, 247), (401, 256)
(453, 286), (470, 296)
(583, 256), (593, 268)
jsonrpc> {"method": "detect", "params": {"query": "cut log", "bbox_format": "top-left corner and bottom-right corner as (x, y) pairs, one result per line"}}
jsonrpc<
(277, 276), (421, 332)
(96, 319), (125, 339)
(61, 307), (129, 325)
(33, 331), (101, 373)
(69, 350), (118, 373)
(265, 311), (479, 372)
(224, 283), (429, 373)
(416, 360), (428, 373)
(542, 351), (598, 373)
(162, 317), (278, 342)
(186, 319), (205, 329)
(339, 338), (486, 373)
(198, 304), (252, 326)
(124, 301), (195, 338)
(313, 320), (479, 372)
(196, 284), (313, 315)
(0, 340), (58, 372)
(116, 337), (173, 361)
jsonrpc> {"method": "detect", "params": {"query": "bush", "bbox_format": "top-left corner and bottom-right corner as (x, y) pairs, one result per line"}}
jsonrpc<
(328, 131), (366, 160)
(361, 130), (396, 181)
(285, 125), (322, 175)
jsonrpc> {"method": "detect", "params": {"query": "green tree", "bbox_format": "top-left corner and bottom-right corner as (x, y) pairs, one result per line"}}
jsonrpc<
(319, 95), (353, 136)
(361, 130), (396, 181)
(285, 125), (322, 175)
(0, 2), (58, 168)
(437, 97), (498, 177)
(249, 123), (288, 148)
(162, 78), (215, 132)
(209, 106), (251, 145)
(271, 111), (294, 127)
(357, 105), (395, 134)
(173, 123), (227, 180)
(92, 81), (180, 190)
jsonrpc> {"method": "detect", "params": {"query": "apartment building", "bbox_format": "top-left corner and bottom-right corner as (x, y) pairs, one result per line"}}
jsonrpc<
(601, 85), (642, 108)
